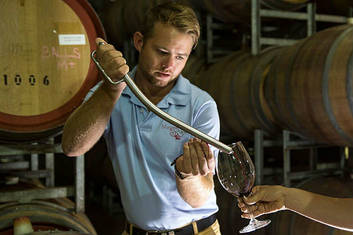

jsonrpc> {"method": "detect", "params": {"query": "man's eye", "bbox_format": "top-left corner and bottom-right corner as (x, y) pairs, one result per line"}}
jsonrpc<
(176, 56), (185, 60)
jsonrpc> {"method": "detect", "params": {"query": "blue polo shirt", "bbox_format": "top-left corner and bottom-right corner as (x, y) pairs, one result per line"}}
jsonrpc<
(88, 67), (220, 231)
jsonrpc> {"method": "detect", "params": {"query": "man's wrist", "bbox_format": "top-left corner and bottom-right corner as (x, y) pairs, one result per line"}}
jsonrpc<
(100, 81), (125, 101)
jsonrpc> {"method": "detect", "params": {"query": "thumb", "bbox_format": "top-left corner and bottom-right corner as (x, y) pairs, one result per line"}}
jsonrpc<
(95, 37), (108, 47)
(243, 186), (262, 205)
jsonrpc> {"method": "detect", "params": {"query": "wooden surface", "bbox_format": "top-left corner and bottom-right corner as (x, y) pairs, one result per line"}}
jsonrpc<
(265, 24), (353, 146)
(0, 180), (97, 235)
(270, 176), (353, 235)
(0, 0), (104, 141)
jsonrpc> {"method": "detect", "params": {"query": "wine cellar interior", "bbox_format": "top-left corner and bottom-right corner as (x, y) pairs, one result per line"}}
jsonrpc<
(1, 0), (353, 235)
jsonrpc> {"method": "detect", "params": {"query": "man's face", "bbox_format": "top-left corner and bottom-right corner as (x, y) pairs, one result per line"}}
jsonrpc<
(136, 22), (194, 88)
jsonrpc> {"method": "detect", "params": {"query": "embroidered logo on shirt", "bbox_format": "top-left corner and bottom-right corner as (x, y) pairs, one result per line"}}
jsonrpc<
(162, 122), (185, 140)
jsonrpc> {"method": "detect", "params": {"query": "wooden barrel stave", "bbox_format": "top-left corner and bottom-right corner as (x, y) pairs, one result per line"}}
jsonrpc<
(186, 0), (309, 24)
(266, 24), (353, 146)
(262, 0), (308, 11)
(182, 55), (207, 87)
(316, 0), (353, 16)
(325, 28), (353, 145)
(198, 51), (254, 138)
(0, 0), (105, 142)
(248, 47), (282, 136)
(289, 27), (340, 143)
(101, 0), (171, 48)
(0, 181), (96, 235)
(185, 48), (282, 140)
(270, 176), (353, 235)
(100, 1), (125, 47)
(265, 43), (307, 133)
(215, 52), (253, 137)
(223, 49), (282, 139)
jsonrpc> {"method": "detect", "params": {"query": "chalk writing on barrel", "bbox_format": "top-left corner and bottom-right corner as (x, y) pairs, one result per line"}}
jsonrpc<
(41, 46), (81, 59)
(42, 46), (81, 71)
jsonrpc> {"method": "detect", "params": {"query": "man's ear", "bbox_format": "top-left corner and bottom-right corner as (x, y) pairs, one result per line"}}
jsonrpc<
(133, 32), (144, 52)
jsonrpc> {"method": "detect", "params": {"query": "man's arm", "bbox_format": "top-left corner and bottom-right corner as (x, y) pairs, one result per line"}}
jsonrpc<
(174, 99), (220, 208)
(62, 38), (128, 157)
(238, 185), (353, 232)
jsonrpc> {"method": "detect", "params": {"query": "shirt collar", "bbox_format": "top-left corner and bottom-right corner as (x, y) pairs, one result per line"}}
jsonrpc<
(122, 66), (190, 108)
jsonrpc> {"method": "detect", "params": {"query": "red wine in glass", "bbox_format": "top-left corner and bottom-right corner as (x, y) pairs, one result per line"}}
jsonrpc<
(216, 141), (271, 233)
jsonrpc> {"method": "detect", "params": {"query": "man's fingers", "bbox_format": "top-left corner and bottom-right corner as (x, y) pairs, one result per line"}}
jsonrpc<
(179, 139), (216, 177)
(195, 139), (214, 174)
(193, 139), (208, 175)
(95, 38), (117, 60)
(93, 38), (128, 83)
(188, 139), (199, 175)
(98, 45), (119, 63)
(106, 50), (124, 58)
(182, 142), (192, 174)
(201, 141), (211, 159)
(205, 143), (215, 172)
(106, 55), (127, 72)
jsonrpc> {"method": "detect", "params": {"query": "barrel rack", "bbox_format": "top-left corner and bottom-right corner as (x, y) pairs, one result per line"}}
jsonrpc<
(0, 139), (85, 213)
(254, 129), (347, 186)
(251, 0), (350, 54)
(251, 0), (351, 186)
(205, 14), (239, 64)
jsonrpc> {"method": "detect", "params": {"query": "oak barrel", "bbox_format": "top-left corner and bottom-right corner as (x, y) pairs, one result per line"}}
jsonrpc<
(0, 0), (105, 142)
(101, 0), (172, 47)
(265, 24), (353, 146)
(186, 0), (308, 24)
(270, 176), (353, 235)
(182, 55), (207, 87)
(0, 201), (96, 235)
(0, 181), (96, 235)
(316, 0), (353, 16)
(261, 0), (309, 11)
(187, 48), (282, 139)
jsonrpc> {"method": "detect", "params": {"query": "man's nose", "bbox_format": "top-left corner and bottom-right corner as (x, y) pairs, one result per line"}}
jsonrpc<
(162, 56), (175, 69)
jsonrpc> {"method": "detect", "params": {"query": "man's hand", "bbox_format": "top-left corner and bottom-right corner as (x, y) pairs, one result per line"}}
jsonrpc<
(238, 185), (286, 218)
(95, 38), (128, 93)
(175, 138), (215, 179)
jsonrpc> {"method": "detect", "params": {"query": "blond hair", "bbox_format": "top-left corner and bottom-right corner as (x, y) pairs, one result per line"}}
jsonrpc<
(140, 1), (200, 48)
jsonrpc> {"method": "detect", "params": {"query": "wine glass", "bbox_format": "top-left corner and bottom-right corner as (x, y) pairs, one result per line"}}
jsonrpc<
(216, 141), (271, 233)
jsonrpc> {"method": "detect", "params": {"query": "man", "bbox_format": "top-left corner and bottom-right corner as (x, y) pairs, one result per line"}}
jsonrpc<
(238, 185), (353, 232)
(62, 2), (221, 234)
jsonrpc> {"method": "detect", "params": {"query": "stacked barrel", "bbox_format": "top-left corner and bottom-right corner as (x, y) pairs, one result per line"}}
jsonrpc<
(100, 0), (353, 47)
(100, 0), (173, 47)
(265, 24), (353, 146)
(0, 0), (105, 142)
(0, 180), (96, 234)
(97, 0), (353, 146)
(183, 23), (353, 147)
(0, 0), (103, 234)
